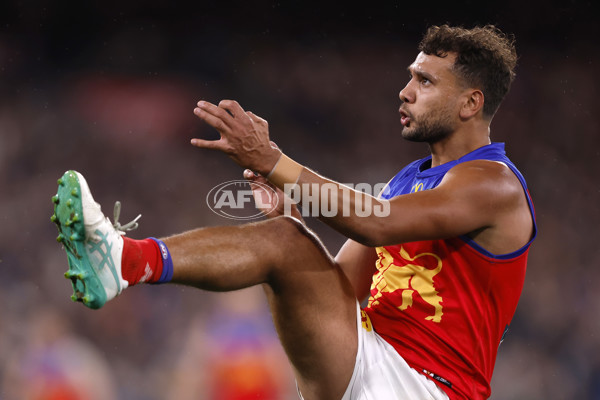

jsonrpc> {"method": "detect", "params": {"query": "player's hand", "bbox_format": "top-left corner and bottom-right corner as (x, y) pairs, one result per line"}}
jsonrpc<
(243, 167), (303, 221)
(191, 100), (281, 175)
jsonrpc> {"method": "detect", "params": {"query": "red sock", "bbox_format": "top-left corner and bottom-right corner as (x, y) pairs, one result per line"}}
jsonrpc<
(121, 237), (165, 285)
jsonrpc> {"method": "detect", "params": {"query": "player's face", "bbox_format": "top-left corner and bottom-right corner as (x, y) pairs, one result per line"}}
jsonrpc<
(398, 52), (464, 143)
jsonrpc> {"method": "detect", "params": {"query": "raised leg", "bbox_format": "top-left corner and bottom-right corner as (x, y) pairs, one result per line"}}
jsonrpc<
(53, 171), (358, 399)
(165, 216), (358, 400)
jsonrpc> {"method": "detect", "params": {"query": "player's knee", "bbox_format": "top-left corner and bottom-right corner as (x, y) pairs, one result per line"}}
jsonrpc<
(264, 216), (335, 288)
(271, 215), (330, 259)
(275, 214), (303, 229)
(272, 215), (308, 238)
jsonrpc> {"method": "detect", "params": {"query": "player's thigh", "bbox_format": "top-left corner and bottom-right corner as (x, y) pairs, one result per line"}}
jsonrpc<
(263, 217), (359, 399)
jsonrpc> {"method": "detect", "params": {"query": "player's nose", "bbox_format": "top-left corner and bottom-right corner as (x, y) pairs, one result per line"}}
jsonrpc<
(399, 84), (413, 104)
(399, 78), (416, 103)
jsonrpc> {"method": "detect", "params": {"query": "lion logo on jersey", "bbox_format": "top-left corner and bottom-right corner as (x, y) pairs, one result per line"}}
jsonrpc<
(368, 246), (443, 323)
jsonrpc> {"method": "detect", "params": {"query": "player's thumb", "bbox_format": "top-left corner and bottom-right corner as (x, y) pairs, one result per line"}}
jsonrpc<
(190, 138), (225, 151)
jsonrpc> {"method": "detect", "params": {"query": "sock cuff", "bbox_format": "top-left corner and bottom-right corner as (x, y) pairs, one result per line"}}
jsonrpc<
(149, 237), (174, 284)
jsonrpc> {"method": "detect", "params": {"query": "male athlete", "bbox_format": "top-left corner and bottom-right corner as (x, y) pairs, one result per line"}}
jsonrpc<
(52, 25), (536, 399)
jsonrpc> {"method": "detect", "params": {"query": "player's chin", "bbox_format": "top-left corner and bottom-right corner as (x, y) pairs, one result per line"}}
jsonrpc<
(400, 126), (419, 142)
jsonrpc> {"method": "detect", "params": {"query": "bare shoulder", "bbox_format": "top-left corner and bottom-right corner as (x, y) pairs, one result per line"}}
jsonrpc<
(447, 159), (517, 180)
(441, 159), (524, 204)
(440, 160), (533, 254)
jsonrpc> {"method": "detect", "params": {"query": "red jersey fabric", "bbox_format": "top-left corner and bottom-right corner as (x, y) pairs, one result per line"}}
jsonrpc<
(363, 143), (536, 399)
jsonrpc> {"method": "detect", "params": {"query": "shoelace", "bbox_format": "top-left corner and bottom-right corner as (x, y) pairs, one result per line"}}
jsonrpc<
(112, 201), (142, 235)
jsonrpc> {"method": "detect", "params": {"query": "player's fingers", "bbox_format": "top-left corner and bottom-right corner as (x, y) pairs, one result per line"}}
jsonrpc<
(195, 100), (226, 117)
(194, 106), (232, 133)
(245, 172), (274, 193)
(246, 174), (273, 202)
(246, 111), (259, 121)
(269, 140), (280, 150)
(243, 169), (257, 180)
(244, 170), (270, 184)
(253, 174), (270, 185)
(247, 111), (268, 126)
(195, 100), (238, 127)
(190, 138), (228, 151)
(218, 99), (246, 119)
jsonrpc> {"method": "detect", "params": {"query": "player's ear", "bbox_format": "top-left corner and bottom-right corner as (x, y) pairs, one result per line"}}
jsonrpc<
(459, 89), (484, 119)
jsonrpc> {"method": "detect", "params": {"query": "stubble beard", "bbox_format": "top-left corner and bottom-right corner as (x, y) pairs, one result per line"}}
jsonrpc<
(401, 108), (455, 144)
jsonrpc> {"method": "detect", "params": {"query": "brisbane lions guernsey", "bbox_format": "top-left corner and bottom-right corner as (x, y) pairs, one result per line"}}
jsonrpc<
(363, 143), (537, 400)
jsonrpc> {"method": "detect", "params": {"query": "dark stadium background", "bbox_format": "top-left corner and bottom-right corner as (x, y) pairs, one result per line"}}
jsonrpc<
(1, 1), (598, 399)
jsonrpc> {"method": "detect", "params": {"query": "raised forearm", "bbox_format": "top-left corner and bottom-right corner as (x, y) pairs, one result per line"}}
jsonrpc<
(269, 157), (391, 246)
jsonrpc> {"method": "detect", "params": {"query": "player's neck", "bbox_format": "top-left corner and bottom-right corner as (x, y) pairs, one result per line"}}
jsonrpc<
(428, 125), (491, 167)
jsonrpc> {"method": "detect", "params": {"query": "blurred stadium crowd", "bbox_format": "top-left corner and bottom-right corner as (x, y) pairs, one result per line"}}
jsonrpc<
(1, 2), (599, 399)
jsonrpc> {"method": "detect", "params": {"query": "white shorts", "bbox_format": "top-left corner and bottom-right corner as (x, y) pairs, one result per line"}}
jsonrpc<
(298, 302), (450, 400)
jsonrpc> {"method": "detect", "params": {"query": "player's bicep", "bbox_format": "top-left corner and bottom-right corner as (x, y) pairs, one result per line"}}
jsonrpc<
(380, 162), (516, 243)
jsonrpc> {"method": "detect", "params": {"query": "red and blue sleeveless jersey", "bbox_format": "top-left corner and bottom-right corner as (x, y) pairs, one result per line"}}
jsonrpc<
(363, 143), (537, 400)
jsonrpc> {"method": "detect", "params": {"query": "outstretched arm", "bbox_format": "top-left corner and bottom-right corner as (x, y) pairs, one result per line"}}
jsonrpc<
(192, 100), (530, 250)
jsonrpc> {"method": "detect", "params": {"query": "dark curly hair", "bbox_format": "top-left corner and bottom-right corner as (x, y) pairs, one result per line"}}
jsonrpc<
(419, 25), (517, 118)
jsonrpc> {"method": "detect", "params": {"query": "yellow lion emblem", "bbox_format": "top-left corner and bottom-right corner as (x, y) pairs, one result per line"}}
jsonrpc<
(368, 246), (443, 323)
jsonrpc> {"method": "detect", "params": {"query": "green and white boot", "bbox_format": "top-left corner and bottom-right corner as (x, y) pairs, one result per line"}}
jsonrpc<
(51, 170), (140, 309)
